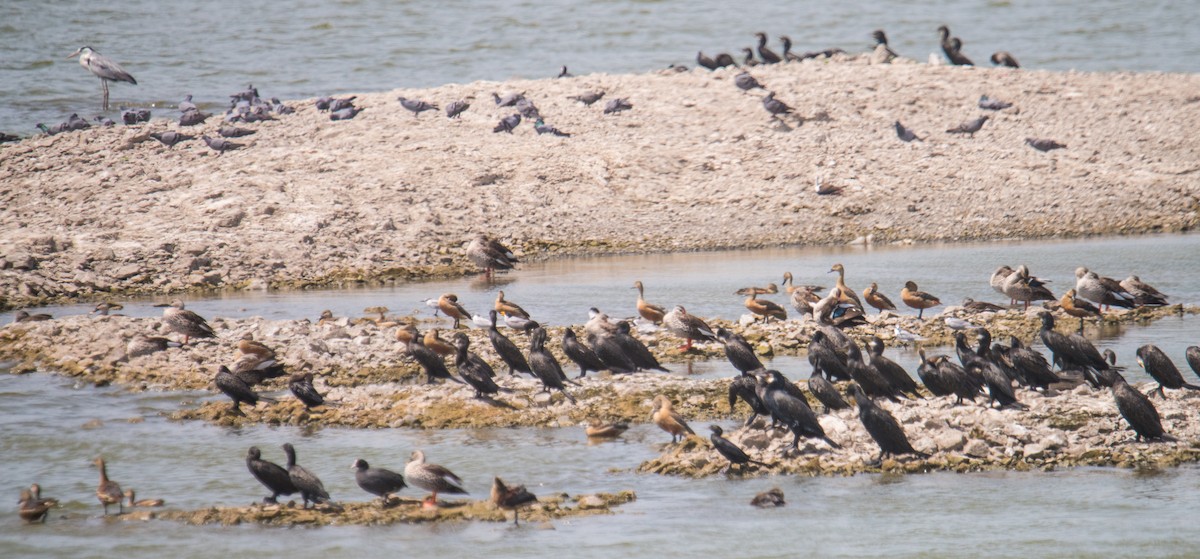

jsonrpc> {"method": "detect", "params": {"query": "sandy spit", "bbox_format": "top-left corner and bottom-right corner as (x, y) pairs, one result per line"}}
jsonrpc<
(2, 54), (1199, 310)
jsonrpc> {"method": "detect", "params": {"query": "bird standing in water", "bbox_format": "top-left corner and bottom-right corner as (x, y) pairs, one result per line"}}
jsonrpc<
(68, 46), (137, 110)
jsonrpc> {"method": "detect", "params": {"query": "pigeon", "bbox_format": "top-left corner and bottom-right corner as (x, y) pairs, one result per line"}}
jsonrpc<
(946, 115), (988, 137)
(603, 98), (633, 114)
(762, 92), (793, 117)
(271, 98), (295, 114)
(202, 135), (242, 153)
(515, 98), (540, 119)
(445, 100), (470, 119)
(150, 131), (193, 147)
(329, 97), (357, 112)
(314, 97), (334, 111)
(218, 125), (255, 138)
(229, 84), (259, 103)
(568, 91), (605, 106)
(1026, 138), (1066, 151)
(122, 109), (151, 125)
(329, 107), (364, 121)
(398, 97), (438, 117)
(179, 94), (197, 113)
(179, 110), (210, 126)
(990, 51), (1020, 68)
(493, 114), (521, 133)
(36, 122), (69, 135)
(978, 95), (1013, 111)
(93, 116), (115, 126)
(66, 113), (91, 130)
(493, 92), (525, 107)
(534, 119), (570, 137)
(734, 72), (764, 92)
(894, 121), (922, 142)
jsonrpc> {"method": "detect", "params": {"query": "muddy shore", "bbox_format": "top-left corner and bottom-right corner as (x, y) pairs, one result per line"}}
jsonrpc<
(2, 55), (1199, 311)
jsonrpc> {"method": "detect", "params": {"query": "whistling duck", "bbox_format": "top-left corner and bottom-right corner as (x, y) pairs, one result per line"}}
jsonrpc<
(651, 395), (694, 443)
(961, 298), (1006, 313)
(735, 283), (778, 296)
(437, 293), (471, 328)
(744, 292), (787, 322)
(93, 457), (124, 515)
(828, 264), (863, 307)
(632, 280), (667, 324)
(491, 476), (538, 525)
(862, 282), (897, 313)
(900, 281), (940, 320)
(18, 484), (57, 523)
(1060, 288), (1101, 333)
(494, 290), (530, 319)
(423, 328), (455, 357)
(124, 489), (164, 507)
(585, 419), (630, 438)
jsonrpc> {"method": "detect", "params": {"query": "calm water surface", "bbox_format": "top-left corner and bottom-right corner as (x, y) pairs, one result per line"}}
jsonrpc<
(3, 235), (1200, 556)
(2, 0), (1197, 134)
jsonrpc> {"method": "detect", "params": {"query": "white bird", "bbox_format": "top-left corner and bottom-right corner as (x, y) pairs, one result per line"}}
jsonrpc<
(469, 314), (492, 328)
(68, 46), (137, 111)
(423, 298), (441, 316)
(893, 324), (926, 345)
(943, 317), (980, 331)
(502, 312), (537, 330)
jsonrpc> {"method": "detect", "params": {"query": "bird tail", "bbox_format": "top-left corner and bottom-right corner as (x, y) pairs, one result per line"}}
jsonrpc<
(823, 436), (842, 449)
(750, 459), (776, 468)
(1183, 383), (1200, 391)
(561, 389), (577, 404)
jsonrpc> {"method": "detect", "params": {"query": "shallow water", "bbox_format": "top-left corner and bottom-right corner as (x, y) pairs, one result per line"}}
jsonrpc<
(2, 0), (1198, 135)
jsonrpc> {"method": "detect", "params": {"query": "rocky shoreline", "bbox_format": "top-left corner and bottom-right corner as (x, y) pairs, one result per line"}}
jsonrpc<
(3, 55), (1199, 311)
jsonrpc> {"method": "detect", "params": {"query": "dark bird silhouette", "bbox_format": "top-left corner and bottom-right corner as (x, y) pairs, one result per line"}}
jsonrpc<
(557, 65), (572, 78)
(122, 108), (151, 125)
(780, 36), (804, 62)
(613, 321), (668, 372)
(852, 384), (928, 460)
(729, 374), (771, 427)
(445, 100), (470, 119)
(515, 98), (540, 120)
(1137, 344), (1200, 399)
(202, 135), (242, 153)
(994, 336), (1062, 390)
(289, 372), (327, 409)
(150, 130), (192, 147)
(741, 47), (759, 67)
(407, 333), (460, 384)
(755, 32), (781, 64)
(218, 125), (255, 138)
(246, 446), (297, 503)
(563, 328), (607, 378)
(757, 370), (840, 453)
(867, 336), (921, 397)
(180, 110), (211, 126)
(1026, 138), (1066, 151)
(491, 477), (538, 525)
(717, 328), (765, 375)
(68, 46), (136, 110)
(870, 30), (898, 62)
(961, 297), (1006, 313)
(92, 456), (124, 515)
(397, 97), (438, 117)
(1111, 377), (1171, 442)
(696, 51), (720, 70)
(0, 132), (21, 143)
(917, 350), (980, 405)
(946, 116), (989, 137)
(493, 113), (521, 133)
(329, 107), (364, 120)
(493, 92), (526, 107)
(534, 119), (571, 137)
(991, 51), (1020, 68)
(751, 487), (785, 508)
(453, 333), (506, 398)
(588, 330), (639, 375)
(1038, 312), (1113, 386)
(1187, 346), (1200, 383)
(569, 91), (605, 105)
(808, 370), (850, 412)
(282, 443), (330, 508)
(216, 365), (274, 414)
(529, 327), (577, 403)
(937, 26), (974, 66)
(761, 92), (793, 118)
(487, 310), (533, 376)
(352, 458), (407, 504)
(710, 425), (772, 472)
(603, 98), (633, 114)
(978, 95), (1012, 111)
(894, 121), (922, 142)
(734, 72), (764, 92)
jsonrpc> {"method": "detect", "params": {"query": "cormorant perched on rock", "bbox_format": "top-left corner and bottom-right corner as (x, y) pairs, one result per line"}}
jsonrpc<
(937, 26), (974, 65)
(844, 341), (903, 402)
(352, 458), (407, 504)
(92, 457), (124, 515)
(809, 329), (853, 381)
(717, 328), (764, 375)
(487, 310), (532, 376)
(741, 47), (759, 66)
(1038, 312), (1113, 386)
(407, 332), (460, 384)
(1111, 378), (1172, 442)
(453, 333), (506, 398)
(990, 51), (1020, 68)
(282, 443), (330, 509)
(216, 365), (274, 414)
(751, 487), (785, 508)
(754, 32), (781, 64)
(966, 362), (1024, 410)
(563, 328), (607, 378)
(613, 321), (669, 372)
(405, 450), (467, 504)
(288, 372), (327, 409)
(866, 337), (920, 397)
(529, 327), (577, 403)
(491, 477), (538, 525)
(807, 370), (849, 412)
(1136, 344), (1200, 399)
(156, 299), (216, 344)
(696, 51), (736, 70)
(757, 370), (840, 452)
(993, 336), (1061, 390)
(729, 374), (771, 427)
(246, 446), (296, 503)
(651, 395), (694, 442)
(917, 350), (979, 405)
(709, 425), (772, 473)
(851, 385), (928, 461)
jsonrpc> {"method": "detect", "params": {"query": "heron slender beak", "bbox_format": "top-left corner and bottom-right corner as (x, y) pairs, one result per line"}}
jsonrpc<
(67, 49), (82, 59)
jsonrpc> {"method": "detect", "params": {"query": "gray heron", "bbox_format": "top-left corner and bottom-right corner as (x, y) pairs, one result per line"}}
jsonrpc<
(68, 46), (137, 110)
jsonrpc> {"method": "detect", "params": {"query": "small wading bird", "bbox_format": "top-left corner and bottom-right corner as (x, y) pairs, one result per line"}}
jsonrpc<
(69, 46), (137, 110)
